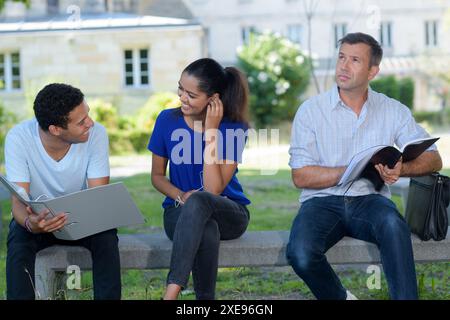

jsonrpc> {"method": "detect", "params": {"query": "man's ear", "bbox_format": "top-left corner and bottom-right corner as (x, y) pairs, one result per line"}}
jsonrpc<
(48, 124), (62, 136)
(368, 65), (380, 81)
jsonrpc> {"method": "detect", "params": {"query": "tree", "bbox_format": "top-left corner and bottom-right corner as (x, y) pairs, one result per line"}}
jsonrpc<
(237, 32), (311, 128)
(302, 0), (320, 94)
(0, 0), (30, 13)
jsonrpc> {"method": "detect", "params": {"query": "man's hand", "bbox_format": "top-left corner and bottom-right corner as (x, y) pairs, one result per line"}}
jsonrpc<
(375, 159), (402, 185)
(26, 207), (67, 233)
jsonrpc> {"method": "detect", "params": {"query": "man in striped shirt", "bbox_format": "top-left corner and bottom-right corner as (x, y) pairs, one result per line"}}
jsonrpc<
(287, 32), (442, 300)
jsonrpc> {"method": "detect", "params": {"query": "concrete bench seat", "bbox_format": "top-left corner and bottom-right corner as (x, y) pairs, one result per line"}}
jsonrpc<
(35, 229), (450, 299)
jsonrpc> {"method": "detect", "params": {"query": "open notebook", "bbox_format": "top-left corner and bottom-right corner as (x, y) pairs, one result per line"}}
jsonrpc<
(0, 174), (145, 240)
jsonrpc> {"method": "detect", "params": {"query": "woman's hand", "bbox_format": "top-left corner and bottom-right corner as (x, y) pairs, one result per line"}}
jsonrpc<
(205, 96), (223, 131)
(177, 190), (198, 206)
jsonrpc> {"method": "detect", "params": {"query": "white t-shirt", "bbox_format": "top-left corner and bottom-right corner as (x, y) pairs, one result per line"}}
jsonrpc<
(5, 118), (110, 200)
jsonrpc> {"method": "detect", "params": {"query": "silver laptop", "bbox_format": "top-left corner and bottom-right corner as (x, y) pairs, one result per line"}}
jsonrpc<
(0, 175), (145, 240)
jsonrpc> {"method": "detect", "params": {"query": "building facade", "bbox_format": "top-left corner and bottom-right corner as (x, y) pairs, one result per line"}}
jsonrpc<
(183, 0), (450, 110)
(0, 0), (204, 116)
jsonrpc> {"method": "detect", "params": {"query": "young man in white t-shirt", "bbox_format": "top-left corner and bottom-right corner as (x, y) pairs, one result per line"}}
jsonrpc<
(5, 83), (121, 300)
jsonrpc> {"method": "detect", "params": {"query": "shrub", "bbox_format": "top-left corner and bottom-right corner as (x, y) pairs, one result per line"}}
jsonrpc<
(89, 99), (120, 129)
(88, 93), (179, 155)
(89, 99), (128, 154)
(135, 92), (179, 132)
(413, 111), (440, 124)
(0, 101), (18, 163)
(398, 78), (414, 110)
(237, 31), (310, 128)
(370, 76), (415, 109)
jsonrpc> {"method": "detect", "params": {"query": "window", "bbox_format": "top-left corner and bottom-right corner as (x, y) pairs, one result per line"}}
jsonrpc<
(123, 49), (150, 88)
(0, 52), (21, 91)
(287, 24), (303, 45)
(379, 22), (392, 48)
(241, 26), (256, 45)
(425, 20), (438, 47)
(139, 49), (149, 85)
(47, 0), (59, 14)
(113, 0), (138, 12)
(334, 23), (347, 48)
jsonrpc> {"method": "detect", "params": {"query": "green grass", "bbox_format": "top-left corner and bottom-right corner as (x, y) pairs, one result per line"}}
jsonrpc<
(0, 168), (449, 299)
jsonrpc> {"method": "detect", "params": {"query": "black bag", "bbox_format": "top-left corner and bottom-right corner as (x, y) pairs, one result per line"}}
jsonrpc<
(405, 173), (450, 241)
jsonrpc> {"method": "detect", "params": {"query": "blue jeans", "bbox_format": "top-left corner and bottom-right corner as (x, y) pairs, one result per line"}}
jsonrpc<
(164, 192), (249, 300)
(286, 194), (418, 300)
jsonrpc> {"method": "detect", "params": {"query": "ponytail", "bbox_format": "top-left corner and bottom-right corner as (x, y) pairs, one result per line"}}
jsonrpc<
(223, 67), (249, 126)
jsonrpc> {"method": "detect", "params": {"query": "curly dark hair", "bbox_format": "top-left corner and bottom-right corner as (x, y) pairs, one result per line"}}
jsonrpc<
(33, 83), (85, 131)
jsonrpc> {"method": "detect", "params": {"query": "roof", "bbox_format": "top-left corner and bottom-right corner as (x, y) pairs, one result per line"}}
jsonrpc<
(0, 13), (199, 34)
(139, 0), (194, 19)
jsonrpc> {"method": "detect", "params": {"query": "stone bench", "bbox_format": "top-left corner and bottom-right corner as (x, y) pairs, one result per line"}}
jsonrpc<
(35, 229), (450, 300)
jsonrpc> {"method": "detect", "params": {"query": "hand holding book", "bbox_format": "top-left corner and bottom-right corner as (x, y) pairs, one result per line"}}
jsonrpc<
(338, 137), (439, 190)
(374, 159), (402, 185)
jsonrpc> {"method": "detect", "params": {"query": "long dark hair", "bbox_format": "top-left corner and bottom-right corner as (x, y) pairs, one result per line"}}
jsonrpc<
(182, 58), (250, 125)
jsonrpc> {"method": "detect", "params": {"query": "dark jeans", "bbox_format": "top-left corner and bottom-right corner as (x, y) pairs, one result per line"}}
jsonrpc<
(286, 194), (418, 300)
(6, 219), (121, 300)
(164, 192), (250, 300)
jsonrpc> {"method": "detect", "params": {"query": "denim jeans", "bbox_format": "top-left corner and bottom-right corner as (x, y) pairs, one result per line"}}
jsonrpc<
(164, 191), (249, 300)
(286, 194), (418, 300)
(6, 219), (121, 300)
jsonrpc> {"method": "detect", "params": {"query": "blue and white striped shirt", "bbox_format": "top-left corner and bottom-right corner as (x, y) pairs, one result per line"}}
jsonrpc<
(289, 85), (437, 203)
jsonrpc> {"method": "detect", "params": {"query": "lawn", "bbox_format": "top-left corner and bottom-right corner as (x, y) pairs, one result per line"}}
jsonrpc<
(0, 168), (448, 300)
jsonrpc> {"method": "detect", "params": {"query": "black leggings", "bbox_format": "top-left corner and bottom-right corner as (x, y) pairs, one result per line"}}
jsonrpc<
(163, 191), (249, 300)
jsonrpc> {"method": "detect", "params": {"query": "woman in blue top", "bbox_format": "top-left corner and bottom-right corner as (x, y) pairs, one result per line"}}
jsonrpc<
(148, 58), (251, 300)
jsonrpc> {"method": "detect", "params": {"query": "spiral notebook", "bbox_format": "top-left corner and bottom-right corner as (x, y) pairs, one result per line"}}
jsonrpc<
(0, 174), (145, 240)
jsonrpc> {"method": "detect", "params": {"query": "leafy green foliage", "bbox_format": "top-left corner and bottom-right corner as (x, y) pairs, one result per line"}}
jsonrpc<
(237, 32), (310, 128)
(0, 101), (17, 163)
(0, 0), (30, 12)
(134, 91), (180, 133)
(89, 92), (179, 155)
(370, 76), (415, 109)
